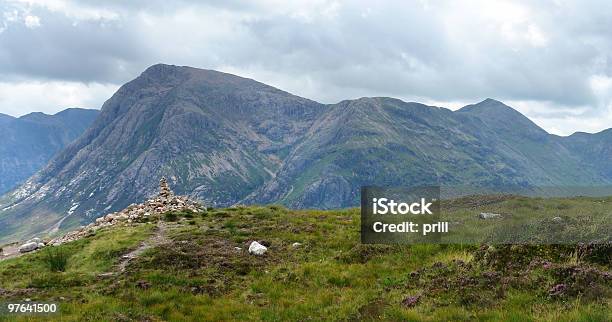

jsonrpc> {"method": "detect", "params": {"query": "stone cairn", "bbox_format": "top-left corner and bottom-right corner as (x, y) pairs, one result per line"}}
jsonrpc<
(48, 177), (205, 246)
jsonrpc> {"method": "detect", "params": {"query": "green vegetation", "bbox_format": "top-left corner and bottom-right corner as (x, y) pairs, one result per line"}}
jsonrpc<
(0, 197), (610, 321)
(42, 247), (70, 272)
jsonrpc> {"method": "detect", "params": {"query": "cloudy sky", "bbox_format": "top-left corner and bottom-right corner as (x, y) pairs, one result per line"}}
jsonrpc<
(0, 0), (611, 135)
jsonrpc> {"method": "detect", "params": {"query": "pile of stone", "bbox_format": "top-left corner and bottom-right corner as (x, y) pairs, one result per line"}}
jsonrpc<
(49, 177), (205, 246)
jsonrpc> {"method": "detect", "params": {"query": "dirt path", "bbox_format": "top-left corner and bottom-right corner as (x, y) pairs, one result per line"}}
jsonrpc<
(116, 222), (169, 273)
(0, 243), (20, 261)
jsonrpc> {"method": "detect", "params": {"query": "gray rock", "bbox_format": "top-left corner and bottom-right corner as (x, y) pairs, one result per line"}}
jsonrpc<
(552, 216), (563, 223)
(26, 237), (42, 244)
(18, 242), (38, 253)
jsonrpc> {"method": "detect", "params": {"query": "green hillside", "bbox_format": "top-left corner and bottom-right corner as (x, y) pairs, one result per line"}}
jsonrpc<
(0, 197), (610, 321)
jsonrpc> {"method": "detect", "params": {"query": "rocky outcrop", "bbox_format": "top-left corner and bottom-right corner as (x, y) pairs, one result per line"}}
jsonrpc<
(49, 178), (205, 246)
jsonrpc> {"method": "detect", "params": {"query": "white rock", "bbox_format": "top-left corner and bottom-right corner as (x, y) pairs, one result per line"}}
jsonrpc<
(552, 216), (563, 223)
(37, 243), (45, 248)
(291, 242), (302, 247)
(19, 242), (39, 253)
(479, 212), (503, 219)
(27, 237), (42, 244)
(95, 217), (105, 224)
(105, 214), (115, 222)
(248, 241), (268, 256)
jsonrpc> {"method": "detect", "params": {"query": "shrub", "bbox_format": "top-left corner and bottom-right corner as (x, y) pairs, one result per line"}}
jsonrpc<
(163, 212), (178, 222)
(43, 247), (70, 272)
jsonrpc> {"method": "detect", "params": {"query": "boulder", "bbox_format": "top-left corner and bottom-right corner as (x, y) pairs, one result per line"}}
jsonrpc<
(479, 212), (503, 219)
(18, 242), (39, 253)
(27, 237), (42, 244)
(552, 216), (563, 223)
(248, 241), (268, 255)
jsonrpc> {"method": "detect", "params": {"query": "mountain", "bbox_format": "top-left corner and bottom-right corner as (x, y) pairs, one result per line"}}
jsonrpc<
(246, 97), (606, 207)
(0, 64), (324, 242)
(0, 108), (99, 194)
(0, 64), (611, 243)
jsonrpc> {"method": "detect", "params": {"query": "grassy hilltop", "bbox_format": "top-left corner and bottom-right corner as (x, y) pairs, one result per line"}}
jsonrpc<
(0, 196), (610, 321)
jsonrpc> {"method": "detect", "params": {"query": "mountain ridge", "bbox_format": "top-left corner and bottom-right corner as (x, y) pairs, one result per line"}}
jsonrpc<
(0, 64), (610, 243)
(0, 108), (99, 195)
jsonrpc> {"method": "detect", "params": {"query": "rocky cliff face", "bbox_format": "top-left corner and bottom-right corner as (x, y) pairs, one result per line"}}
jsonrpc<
(0, 108), (99, 194)
(1, 64), (611, 243)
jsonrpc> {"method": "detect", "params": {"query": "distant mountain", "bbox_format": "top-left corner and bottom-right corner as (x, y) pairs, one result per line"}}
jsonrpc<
(0, 108), (99, 194)
(246, 98), (607, 207)
(0, 64), (610, 243)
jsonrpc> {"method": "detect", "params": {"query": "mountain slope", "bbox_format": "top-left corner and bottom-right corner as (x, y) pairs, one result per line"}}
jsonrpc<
(0, 108), (99, 194)
(245, 97), (606, 208)
(0, 64), (324, 242)
(1, 64), (611, 243)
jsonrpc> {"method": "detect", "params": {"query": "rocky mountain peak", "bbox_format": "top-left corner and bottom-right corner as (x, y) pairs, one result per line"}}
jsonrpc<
(457, 98), (548, 137)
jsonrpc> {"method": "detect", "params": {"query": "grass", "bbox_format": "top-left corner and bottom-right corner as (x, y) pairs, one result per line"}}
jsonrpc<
(0, 196), (609, 321)
(42, 247), (70, 272)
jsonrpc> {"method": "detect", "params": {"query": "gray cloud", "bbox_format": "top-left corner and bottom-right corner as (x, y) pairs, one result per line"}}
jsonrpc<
(0, 0), (611, 135)
(0, 6), (146, 83)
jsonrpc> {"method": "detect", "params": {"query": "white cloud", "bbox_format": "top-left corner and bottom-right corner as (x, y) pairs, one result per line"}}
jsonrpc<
(0, 0), (611, 135)
(24, 14), (40, 28)
(12, 0), (119, 21)
(0, 81), (117, 116)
